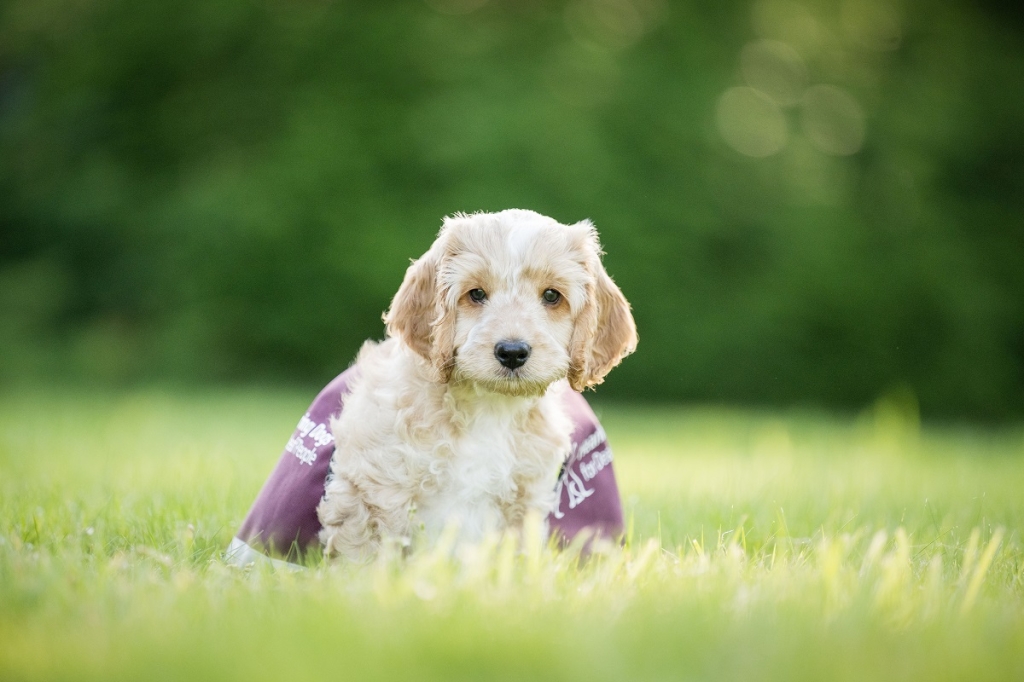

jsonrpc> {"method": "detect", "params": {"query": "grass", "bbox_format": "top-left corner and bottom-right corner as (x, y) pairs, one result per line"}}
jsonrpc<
(1, 387), (1023, 681)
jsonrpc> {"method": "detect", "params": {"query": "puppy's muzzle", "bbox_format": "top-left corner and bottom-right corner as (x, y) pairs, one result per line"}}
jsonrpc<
(494, 340), (531, 370)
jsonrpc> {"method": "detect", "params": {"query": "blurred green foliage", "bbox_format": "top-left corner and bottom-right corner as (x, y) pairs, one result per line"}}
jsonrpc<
(1, 0), (1022, 419)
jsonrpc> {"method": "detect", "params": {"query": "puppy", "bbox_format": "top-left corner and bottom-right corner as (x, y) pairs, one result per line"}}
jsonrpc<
(316, 210), (636, 560)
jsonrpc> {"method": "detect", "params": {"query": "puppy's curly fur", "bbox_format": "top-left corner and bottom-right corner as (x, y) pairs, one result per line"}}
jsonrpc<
(317, 210), (637, 560)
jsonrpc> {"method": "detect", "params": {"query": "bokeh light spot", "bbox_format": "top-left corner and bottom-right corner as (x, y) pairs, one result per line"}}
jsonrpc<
(741, 40), (808, 107)
(801, 84), (866, 156)
(716, 86), (789, 158)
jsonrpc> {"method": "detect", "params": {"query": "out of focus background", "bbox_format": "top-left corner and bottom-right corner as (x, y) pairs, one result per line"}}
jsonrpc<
(1, 0), (1022, 420)
(3, 6), (1024, 677)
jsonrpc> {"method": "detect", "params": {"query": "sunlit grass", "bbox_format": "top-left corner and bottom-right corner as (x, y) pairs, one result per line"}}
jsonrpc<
(1, 388), (1022, 681)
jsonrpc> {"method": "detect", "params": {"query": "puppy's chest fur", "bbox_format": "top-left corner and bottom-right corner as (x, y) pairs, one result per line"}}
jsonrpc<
(317, 340), (571, 560)
(415, 401), (554, 539)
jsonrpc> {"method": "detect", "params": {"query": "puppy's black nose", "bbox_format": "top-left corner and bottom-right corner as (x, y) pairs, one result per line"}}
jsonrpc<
(494, 340), (531, 370)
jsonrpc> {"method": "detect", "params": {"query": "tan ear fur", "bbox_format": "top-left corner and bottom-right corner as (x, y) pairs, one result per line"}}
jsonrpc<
(587, 266), (637, 383)
(567, 245), (637, 392)
(383, 241), (456, 382)
(429, 276), (457, 383)
(567, 279), (599, 392)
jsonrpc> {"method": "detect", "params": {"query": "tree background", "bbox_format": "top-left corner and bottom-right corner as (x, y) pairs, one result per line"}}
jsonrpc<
(1, 0), (1022, 420)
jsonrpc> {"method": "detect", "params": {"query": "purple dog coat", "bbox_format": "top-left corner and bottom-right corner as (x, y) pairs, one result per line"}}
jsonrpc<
(229, 368), (624, 564)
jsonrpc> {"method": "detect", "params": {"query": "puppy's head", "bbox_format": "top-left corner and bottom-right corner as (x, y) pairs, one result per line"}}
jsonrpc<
(384, 210), (637, 395)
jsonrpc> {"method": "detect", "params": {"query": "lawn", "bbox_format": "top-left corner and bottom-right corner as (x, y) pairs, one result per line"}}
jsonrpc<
(1, 388), (1022, 681)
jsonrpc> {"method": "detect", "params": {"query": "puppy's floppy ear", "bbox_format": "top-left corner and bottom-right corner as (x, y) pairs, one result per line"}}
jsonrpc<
(567, 223), (638, 392)
(383, 239), (456, 382)
(384, 248), (438, 361)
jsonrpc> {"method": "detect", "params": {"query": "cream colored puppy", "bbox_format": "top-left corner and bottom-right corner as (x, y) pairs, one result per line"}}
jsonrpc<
(317, 209), (636, 560)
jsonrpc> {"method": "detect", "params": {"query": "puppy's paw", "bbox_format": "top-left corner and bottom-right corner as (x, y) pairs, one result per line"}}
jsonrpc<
(317, 478), (378, 561)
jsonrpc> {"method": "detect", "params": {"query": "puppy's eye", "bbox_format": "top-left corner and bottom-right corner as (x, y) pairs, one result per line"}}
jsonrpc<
(468, 288), (487, 303)
(542, 289), (561, 305)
